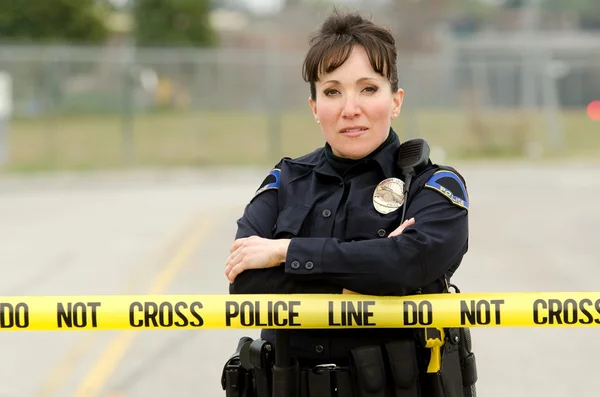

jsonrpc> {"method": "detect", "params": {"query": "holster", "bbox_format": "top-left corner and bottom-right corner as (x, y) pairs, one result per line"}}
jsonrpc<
(425, 328), (463, 397)
(443, 283), (479, 397)
(458, 328), (478, 397)
(221, 336), (276, 397)
(419, 282), (478, 397)
(221, 336), (254, 397)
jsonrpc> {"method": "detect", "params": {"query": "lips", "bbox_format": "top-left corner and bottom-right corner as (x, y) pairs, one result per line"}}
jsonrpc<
(340, 126), (368, 137)
(340, 126), (368, 133)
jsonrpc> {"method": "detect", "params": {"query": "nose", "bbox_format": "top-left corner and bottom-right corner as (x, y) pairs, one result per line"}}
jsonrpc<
(341, 96), (360, 119)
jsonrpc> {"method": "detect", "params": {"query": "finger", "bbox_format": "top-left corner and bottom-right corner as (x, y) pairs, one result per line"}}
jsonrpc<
(226, 246), (243, 267)
(227, 261), (247, 283)
(402, 217), (415, 227)
(224, 260), (236, 275)
(388, 217), (415, 237)
(229, 238), (246, 253)
(226, 248), (245, 275)
(342, 288), (358, 294)
(225, 258), (234, 277)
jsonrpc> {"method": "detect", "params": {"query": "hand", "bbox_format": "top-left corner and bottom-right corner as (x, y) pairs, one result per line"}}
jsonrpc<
(388, 217), (415, 238)
(225, 236), (291, 283)
(342, 217), (416, 294)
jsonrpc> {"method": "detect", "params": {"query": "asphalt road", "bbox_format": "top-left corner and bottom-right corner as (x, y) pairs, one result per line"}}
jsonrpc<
(1, 161), (599, 397)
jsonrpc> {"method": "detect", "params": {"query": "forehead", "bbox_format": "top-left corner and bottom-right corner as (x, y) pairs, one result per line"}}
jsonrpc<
(318, 46), (385, 83)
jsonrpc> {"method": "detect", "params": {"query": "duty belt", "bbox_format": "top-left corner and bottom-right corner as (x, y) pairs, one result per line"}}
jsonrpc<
(222, 329), (477, 397)
(299, 364), (354, 397)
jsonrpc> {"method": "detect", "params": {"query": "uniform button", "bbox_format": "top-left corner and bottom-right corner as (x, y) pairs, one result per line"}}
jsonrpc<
(315, 344), (324, 354)
(305, 261), (314, 270)
(377, 229), (387, 237)
(290, 261), (300, 270)
(322, 209), (331, 218)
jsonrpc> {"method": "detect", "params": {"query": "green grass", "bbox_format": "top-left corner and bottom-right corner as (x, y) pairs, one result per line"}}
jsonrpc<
(4, 108), (600, 172)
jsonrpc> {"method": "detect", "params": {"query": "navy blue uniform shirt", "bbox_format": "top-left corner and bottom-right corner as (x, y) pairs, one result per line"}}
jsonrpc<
(230, 129), (469, 364)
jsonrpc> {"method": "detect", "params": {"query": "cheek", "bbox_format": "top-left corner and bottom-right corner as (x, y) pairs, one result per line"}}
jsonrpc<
(368, 98), (394, 120)
(316, 105), (340, 140)
(316, 104), (338, 124)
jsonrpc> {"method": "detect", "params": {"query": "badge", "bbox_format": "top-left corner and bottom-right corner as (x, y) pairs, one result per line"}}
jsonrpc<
(373, 178), (405, 214)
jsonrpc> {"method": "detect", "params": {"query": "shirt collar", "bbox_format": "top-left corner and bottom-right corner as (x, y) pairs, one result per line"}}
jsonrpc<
(370, 128), (400, 179)
(314, 128), (400, 179)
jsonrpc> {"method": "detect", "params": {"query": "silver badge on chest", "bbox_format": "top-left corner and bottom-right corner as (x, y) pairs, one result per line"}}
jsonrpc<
(373, 178), (405, 214)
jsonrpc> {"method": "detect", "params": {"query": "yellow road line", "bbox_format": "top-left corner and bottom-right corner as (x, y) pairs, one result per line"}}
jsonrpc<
(72, 214), (217, 397)
(35, 213), (210, 397)
(36, 333), (97, 397)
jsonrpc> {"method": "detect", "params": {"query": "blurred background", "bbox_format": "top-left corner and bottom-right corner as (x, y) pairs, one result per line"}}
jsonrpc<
(0, 0), (599, 171)
(1, 1), (600, 397)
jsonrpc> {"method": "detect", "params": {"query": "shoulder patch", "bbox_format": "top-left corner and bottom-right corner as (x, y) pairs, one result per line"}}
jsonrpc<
(254, 168), (281, 198)
(424, 170), (469, 210)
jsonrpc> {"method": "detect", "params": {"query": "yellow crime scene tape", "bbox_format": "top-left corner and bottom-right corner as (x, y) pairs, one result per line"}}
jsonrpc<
(1, 292), (600, 331)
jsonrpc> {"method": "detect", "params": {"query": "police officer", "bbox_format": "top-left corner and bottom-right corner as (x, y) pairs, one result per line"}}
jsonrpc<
(223, 9), (474, 397)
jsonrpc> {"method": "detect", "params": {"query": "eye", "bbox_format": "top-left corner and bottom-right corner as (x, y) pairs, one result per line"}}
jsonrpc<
(324, 88), (340, 96)
(363, 86), (378, 93)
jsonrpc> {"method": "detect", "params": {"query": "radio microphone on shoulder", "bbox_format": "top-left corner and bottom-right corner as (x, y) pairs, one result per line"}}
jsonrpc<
(395, 138), (430, 223)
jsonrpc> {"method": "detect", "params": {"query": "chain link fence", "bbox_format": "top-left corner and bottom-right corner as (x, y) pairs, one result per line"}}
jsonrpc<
(0, 38), (598, 171)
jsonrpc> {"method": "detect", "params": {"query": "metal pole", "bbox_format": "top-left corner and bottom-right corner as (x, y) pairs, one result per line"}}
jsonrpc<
(520, 0), (542, 110)
(0, 116), (7, 169)
(265, 32), (283, 164)
(542, 52), (564, 150)
(122, 62), (135, 164)
(122, 0), (136, 164)
(0, 70), (12, 169)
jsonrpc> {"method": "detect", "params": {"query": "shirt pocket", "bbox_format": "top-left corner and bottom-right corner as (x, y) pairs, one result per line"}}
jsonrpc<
(273, 205), (311, 238)
(344, 205), (400, 241)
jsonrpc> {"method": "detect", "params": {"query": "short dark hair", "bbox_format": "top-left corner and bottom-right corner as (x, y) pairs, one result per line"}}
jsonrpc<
(302, 9), (399, 101)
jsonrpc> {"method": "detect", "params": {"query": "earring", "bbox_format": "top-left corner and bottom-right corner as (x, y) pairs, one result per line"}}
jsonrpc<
(316, 119), (320, 123)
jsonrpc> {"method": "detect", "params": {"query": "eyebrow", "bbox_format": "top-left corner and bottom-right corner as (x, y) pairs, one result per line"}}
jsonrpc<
(322, 77), (379, 85)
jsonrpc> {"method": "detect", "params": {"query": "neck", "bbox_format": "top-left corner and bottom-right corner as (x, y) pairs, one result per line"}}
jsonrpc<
(325, 129), (396, 175)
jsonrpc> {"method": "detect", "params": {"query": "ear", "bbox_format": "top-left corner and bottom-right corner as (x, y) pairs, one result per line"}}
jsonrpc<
(308, 96), (318, 122)
(391, 88), (404, 119)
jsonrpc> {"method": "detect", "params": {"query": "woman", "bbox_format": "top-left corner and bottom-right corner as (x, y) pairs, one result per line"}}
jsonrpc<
(224, 9), (470, 397)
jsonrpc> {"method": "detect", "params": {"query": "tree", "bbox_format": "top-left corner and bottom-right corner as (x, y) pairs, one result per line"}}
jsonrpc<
(133, 0), (215, 47)
(544, 0), (600, 16)
(0, 0), (109, 43)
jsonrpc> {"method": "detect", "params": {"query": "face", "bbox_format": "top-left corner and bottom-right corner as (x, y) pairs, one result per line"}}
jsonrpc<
(309, 45), (404, 160)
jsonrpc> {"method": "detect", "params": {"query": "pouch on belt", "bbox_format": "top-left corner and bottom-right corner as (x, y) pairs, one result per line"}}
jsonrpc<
(349, 345), (387, 397)
(384, 339), (421, 397)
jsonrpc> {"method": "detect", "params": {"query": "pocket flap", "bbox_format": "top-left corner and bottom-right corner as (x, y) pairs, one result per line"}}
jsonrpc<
(273, 205), (311, 237)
